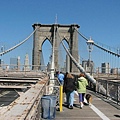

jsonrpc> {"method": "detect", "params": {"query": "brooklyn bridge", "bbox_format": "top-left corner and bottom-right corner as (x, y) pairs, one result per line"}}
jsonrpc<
(0, 23), (120, 120)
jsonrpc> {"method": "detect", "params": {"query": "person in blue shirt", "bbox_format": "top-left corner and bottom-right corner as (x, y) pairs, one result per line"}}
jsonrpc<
(57, 71), (64, 85)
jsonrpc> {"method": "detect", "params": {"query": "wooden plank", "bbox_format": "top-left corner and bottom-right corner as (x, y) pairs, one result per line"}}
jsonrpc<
(0, 86), (31, 89)
(0, 80), (37, 83)
(0, 77), (39, 80)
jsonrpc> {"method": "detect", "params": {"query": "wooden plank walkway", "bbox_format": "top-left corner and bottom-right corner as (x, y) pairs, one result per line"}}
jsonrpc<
(55, 90), (120, 120)
(0, 79), (37, 83)
(0, 85), (31, 89)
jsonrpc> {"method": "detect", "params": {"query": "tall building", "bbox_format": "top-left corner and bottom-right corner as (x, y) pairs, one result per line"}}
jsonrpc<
(82, 60), (88, 71)
(82, 60), (94, 74)
(0, 59), (4, 70)
(10, 58), (18, 70)
(101, 62), (110, 73)
(17, 56), (21, 71)
(23, 53), (30, 71)
(111, 68), (118, 74)
(0, 59), (2, 70)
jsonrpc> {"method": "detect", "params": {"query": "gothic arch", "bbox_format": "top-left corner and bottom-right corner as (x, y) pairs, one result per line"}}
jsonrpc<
(32, 23), (80, 72)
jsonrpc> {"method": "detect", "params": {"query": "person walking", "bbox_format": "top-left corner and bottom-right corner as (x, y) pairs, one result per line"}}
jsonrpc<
(57, 71), (64, 85)
(63, 72), (68, 103)
(77, 73), (88, 109)
(63, 73), (76, 109)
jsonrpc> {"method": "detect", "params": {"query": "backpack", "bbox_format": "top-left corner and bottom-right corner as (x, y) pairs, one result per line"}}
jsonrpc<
(77, 81), (79, 89)
(73, 75), (79, 89)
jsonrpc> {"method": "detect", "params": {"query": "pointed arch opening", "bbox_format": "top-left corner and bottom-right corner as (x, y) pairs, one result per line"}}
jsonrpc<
(58, 39), (69, 72)
(41, 39), (52, 71)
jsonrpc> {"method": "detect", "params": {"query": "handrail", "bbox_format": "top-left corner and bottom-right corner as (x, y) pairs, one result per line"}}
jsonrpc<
(96, 79), (120, 105)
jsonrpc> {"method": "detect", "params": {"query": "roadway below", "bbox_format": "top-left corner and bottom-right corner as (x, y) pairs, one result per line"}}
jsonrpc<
(0, 89), (19, 106)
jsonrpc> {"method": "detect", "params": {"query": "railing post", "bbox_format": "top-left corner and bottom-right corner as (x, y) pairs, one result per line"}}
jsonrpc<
(117, 85), (120, 105)
(117, 68), (119, 79)
(106, 80), (108, 98)
(96, 80), (98, 93)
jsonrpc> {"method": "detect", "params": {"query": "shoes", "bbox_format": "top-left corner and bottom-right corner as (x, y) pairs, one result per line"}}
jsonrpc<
(80, 104), (83, 109)
(83, 102), (89, 106)
(80, 106), (83, 109)
(69, 105), (73, 109)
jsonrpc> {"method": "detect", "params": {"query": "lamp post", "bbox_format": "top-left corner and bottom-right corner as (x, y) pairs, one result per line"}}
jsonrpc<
(50, 27), (55, 81)
(86, 37), (94, 75)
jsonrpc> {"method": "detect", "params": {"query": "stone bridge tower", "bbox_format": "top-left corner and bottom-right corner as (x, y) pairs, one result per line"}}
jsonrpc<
(32, 23), (80, 73)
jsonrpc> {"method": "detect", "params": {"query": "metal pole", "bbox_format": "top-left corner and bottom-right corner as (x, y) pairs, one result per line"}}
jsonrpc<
(89, 50), (92, 75)
(50, 26), (55, 82)
(89, 49), (91, 68)
(87, 38), (94, 75)
(59, 85), (63, 112)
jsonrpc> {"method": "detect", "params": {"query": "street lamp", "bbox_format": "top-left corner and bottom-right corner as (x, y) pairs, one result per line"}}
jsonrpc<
(86, 37), (94, 75)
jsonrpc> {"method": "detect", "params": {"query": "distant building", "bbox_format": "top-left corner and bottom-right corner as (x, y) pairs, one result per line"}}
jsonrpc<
(47, 62), (51, 72)
(101, 62), (110, 73)
(9, 57), (20, 71)
(17, 56), (21, 71)
(0, 59), (1, 67)
(0, 59), (3, 70)
(0, 59), (4, 70)
(111, 68), (118, 74)
(23, 53), (30, 71)
(82, 60), (94, 74)
(10, 57), (18, 70)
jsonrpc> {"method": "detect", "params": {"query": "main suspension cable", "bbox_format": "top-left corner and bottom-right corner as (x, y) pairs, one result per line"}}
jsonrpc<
(75, 28), (120, 57)
(0, 25), (39, 56)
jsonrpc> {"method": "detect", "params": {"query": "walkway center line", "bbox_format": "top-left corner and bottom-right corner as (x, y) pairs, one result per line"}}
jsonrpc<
(90, 104), (110, 120)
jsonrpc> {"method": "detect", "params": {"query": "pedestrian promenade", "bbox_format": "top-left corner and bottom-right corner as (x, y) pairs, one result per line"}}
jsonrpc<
(55, 89), (120, 120)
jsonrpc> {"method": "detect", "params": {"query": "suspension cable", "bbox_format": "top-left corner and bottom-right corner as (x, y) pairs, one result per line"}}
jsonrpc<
(75, 28), (120, 57)
(0, 25), (39, 56)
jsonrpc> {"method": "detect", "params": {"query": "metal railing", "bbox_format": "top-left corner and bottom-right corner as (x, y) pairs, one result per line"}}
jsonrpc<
(93, 67), (120, 79)
(96, 79), (120, 105)
(0, 72), (49, 120)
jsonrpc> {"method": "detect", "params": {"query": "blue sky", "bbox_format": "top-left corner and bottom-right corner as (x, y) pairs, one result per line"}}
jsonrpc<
(0, 0), (120, 68)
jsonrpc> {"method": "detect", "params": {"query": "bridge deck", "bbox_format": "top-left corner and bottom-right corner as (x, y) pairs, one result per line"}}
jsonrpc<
(0, 74), (120, 120)
(55, 90), (120, 120)
(0, 79), (37, 83)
